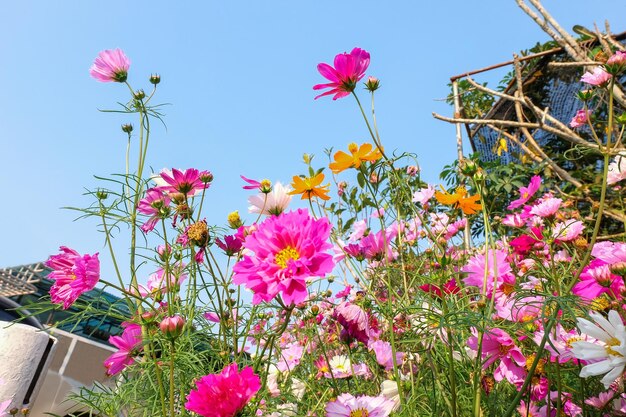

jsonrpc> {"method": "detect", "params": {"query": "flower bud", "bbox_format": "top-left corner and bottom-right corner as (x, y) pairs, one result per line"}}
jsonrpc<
(616, 113), (626, 125)
(227, 211), (243, 229)
(473, 168), (486, 182)
(365, 76), (380, 92)
(121, 123), (133, 133)
(260, 179), (272, 194)
(9, 408), (18, 416)
(96, 190), (108, 200)
(310, 305), (320, 314)
(577, 89), (594, 101)
(610, 261), (626, 277)
(149, 74), (161, 85)
(302, 153), (312, 165)
(605, 51), (626, 75)
(159, 315), (185, 339)
(459, 159), (478, 177)
(134, 89), (146, 100)
(406, 165), (419, 176)
(200, 171), (214, 184)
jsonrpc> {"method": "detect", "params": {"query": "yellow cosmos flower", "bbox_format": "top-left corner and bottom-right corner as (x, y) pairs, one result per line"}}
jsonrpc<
(329, 142), (383, 174)
(434, 185), (482, 215)
(289, 172), (331, 201)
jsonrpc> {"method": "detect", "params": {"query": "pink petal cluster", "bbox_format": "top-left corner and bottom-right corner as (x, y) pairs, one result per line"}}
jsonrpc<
(607, 153), (626, 185)
(154, 168), (211, 196)
(581, 67), (612, 86)
(369, 340), (405, 370)
(137, 188), (171, 232)
(45, 246), (100, 309)
(232, 209), (335, 305)
(507, 175), (541, 210)
(461, 248), (513, 295)
(313, 47), (370, 100)
(325, 393), (395, 417)
(334, 301), (372, 344)
(467, 327), (526, 383)
(569, 109), (589, 128)
(104, 322), (142, 376)
(89, 49), (130, 83)
(185, 364), (260, 417)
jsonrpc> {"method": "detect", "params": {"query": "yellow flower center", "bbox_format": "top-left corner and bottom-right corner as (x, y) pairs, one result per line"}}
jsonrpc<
(350, 409), (369, 417)
(606, 337), (623, 357)
(348, 142), (359, 153)
(565, 336), (583, 349)
(275, 246), (300, 269)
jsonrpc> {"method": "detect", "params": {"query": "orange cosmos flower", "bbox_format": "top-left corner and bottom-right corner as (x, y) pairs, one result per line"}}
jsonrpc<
(329, 142), (383, 174)
(434, 185), (482, 215)
(289, 172), (331, 201)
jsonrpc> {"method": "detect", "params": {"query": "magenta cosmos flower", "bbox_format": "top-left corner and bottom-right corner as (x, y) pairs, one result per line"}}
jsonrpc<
(233, 208), (335, 305)
(313, 47), (370, 100)
(461, 248), (513, 295)
(104, 322), (143, 376)
(581, 66), (612, 86)
(507, 175), (541, 210)
(89, 49), (130, 83)
(185, 363), (260, 417)
(154, 168), (211, 197)
(137, 188), (171, 233)
(325, 393), (395, 417)
(45, 246), (100, 309)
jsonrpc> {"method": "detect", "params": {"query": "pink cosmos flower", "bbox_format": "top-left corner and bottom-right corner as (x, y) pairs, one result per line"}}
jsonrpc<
(502, 213), (526, 227)
(572, 259), (623, 300)
(507, 175), (541, 210)
(137, 188), (171, 233)
(313, 47), (370, 100)
(529, 197), (562, 218)
(155, 168), (210, 196)
(569, 109), (589, 128)
(133, 263), (188, 298)
(361, 228), (398, 263)
(325, 393), (395, 417)
(607, 51), (626, 67)
(334, 301), (372, 344)
(45, 247), (100, 309)
(533, 324), (585, 364)
(104, 322), (142, 376)
(232, 209), (335, 305)
(215, 234), (244, 256)
(552, 220), (584, 242)
(581, 67), (612, 86)
(90, 49), (130, 83)
(607, 153), (626, 185)
(592, 241), (626, 265)
(185, 363), (261, 417)
(412, 185), (436, 205)
(467, 327), (526, 383)
(369, 340), (405, 370)
(462, 248), (513, 295)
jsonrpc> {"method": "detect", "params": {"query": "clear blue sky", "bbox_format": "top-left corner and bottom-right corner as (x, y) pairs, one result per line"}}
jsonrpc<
(2, 1), (624, 284)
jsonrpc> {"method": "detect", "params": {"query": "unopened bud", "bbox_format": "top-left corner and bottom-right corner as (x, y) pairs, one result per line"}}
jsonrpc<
(577, 89), (594, 101)
(302, 153), (312, 165)
(610, 261), (626, 277)
(159, 315), (185, 339)
(473, 168), (486, 182)
(9, 408), (18, 416)
(134, 89), (146, 100)
(149, 74), (161, 85)
(616, 113), (626, 125)
(121, 123), (133, 133)
(310, 305), (320, 314)
(96, 190), (108, 200)
(459, 159), (478, 177)
(227, 211), (243, 229)
(365, 76), (380, 92)
(260, 179), (272, 193)
(200, 171), (214, 184)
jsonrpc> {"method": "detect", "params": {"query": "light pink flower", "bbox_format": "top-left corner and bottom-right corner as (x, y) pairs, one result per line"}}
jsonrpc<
(369, 340), (405, 370)
(502, 213), (525, 227)
(45, 247), (100, 309)
(607, 153), (626, 185)
(581, 67), (612, 86)
(529, 197), (562, 218)
(507, 175), (541, 210)
(462, 248), (513, 295)
(248, 182), (292, 216)
(412, 185), (435, 205)
(552, 220), (584, 242)
(569, 109), (589, 128)
(325, 393), (395, 417)
(361, 228), (398, 263)
(348, 219), (368, 242)
(467, 327), (526, 382)
(313, 48), (370, 100)
(185, 364), (260, 417)
(104, 323), (142, 376)
(90, 49), (130, 83)
(276, 342), (304, 372)
(233, 209), (334, 305)
(607, 51), (626, 67)
(592, 241), (626, 265)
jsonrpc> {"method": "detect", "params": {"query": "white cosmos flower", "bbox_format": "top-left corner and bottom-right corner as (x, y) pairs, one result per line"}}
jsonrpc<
(571, 310), (626, 388)
(248, 182), (292, 216)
